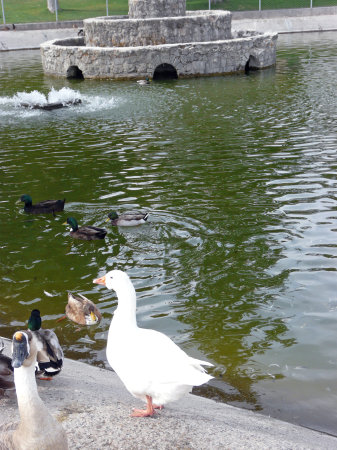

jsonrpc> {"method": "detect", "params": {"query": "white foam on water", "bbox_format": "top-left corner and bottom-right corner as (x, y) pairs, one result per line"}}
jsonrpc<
(13, 90), (48, 106)
(47, 86), (81, 104)
(2, 87), (82, 109)
(0, 96), (15, 105)
(0, 87), (122, 120)
(80, 94), (119, 112)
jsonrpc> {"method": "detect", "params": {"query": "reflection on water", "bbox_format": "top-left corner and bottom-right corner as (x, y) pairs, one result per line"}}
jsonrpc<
(1, 32), (337, 434)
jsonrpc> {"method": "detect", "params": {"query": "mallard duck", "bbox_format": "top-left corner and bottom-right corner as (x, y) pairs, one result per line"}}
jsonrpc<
(137, 76), (150, 85)
(0, 331), (68, 449)
(0, 340), (14, 394)
(19, 194), (65, 214)
(93, 270), (213, 417)
(64, 217), (107, 240)
(64, 292), (102, 325)
(27, 309), (64, 379)
(106, 211), (149, 227)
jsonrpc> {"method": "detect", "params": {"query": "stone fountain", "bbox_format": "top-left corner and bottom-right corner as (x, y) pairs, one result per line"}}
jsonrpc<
(41, 0), (278, 80)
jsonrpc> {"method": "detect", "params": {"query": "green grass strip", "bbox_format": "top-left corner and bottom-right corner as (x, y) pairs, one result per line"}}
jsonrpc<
(1, 0), (336, 24)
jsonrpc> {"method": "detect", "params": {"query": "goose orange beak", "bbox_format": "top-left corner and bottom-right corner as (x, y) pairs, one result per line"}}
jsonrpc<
(93, 275), (106, 286)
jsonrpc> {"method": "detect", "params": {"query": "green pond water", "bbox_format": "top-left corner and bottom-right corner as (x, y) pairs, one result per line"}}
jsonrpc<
(1, 31), (337, 435)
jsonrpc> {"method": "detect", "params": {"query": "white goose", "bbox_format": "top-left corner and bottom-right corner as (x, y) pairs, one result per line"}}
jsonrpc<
(0, 330), (68, 449)
(93, 270), (213, 417)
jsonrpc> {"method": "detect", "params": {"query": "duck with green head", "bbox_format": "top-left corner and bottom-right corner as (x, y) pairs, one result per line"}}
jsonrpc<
(64, 217), (107, 240)
(107, 210), (149, 227)
(28, 309), (41, 331)
(27, 309), (64, 380)
(137, 76), (150, 85)
(19, 194), (65, 215)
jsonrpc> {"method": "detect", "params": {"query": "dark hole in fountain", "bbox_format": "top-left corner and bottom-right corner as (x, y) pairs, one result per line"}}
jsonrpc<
(66, 65), (84, 80)
(245, 56), (259, 74)
(153, 63), (178, 80)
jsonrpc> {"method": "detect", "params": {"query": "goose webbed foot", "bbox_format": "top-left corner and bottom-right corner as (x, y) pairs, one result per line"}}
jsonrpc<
(131, 395), (158, 417)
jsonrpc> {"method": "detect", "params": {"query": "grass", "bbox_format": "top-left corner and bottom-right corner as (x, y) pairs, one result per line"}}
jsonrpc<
(188, 0), (337, 10)
(1, 0), (336, 24)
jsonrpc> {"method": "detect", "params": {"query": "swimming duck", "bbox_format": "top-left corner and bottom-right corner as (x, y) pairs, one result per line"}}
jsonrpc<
(19, 194), (65, 215)
(27, 309), (64, 379)
(0, 340), (15, 395)
(64, 292), (102, 325)
(64, 217), (107, 240)
(0, 331), (68, 449)
(106, 211), (149, 227)
(93, 270), (213, 417)
(137, 76), (150, 85)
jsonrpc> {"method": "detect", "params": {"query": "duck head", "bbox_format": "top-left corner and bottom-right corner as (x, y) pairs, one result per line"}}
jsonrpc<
(12, 331), (32, 369)
(28, 309), (41, 331)
(107, 211), (119, 221)
(93, 270), (130, 291)
(18, 194), (32, 206)
(12, 330), (43, 369)
(87, 308), (99, 325)
(63, 217), (79, 231)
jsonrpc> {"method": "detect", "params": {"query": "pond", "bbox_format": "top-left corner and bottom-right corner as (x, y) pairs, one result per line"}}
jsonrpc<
(1, 31), (337, 435)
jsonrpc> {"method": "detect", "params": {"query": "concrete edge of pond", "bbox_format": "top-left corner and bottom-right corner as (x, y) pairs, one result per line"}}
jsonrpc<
(1, 336), (336, 449)
(0, 7), (337, 51)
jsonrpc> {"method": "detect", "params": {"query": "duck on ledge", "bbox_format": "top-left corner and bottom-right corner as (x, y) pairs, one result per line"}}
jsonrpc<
(0, 331), (68, 449)
(27, 309), (64, 380)
(0, 340), (14, 395)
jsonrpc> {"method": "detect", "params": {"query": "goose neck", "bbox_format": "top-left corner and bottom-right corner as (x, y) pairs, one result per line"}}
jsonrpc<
(114, 282), (138, 327)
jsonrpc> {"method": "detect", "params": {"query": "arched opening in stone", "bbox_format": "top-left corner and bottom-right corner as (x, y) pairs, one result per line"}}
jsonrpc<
(245, 56), (259, 74)
(66, 65), (84, 80)
(153, 63), (178, 80)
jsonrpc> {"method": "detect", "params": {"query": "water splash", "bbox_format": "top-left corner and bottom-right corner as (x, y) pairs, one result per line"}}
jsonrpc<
(13, 89), (48, 106)
(48, 87), (81, 104)
(12, 87), (81, 106)
(0, 87), (119, 118)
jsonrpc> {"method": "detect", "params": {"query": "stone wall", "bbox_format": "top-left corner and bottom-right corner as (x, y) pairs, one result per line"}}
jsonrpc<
(84, 11), (232, 47)
(128, 0), (186, 19)
(41, 32), (278, 79)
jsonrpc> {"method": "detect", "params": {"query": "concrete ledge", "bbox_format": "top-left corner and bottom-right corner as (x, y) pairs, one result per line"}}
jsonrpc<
(231, 12), (337, 34)
(0, 20), (83, 31)
(232, 6), (337, 19)
(0, 28), (81, 51)
(1, 337), (337, 449)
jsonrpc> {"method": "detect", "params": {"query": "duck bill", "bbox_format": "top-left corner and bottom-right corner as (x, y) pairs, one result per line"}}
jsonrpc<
(86, 311), (98, 325)
(12, 332), (29, 369)
(93, 275), (106, 286)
